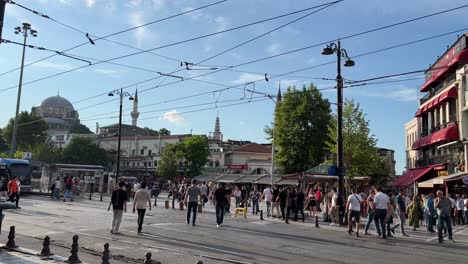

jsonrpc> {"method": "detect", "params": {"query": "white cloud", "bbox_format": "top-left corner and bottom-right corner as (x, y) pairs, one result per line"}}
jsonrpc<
(232, 73), (264, 85)
(33, 61), (78, 71)
(104, 0), (117, 13)
(93, 69), (124, 76)
(215, 16), (229, 32)
(152, 0), (166, 10)
(160, 110), (187, 125)
(359, 87), (418, 102)
(129, 12), (156, 48)
(203, 43), (213, 52)
(84, 0), (95, 8)
(181, 7), (203, 20)
(127, 0), (142, 8)
(266, 43), (281, 55)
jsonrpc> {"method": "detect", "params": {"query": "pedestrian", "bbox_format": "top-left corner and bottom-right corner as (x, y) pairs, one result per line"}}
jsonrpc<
(395, 189), (409, 237)
(50, 181), (56, 200)
(455, 194), (465, 225)
(463, 195), (468, 224)
(133, 182), (151, 234)
(7, 176), (20, 208)
(213, 183), (228, 227)
(346, 188), (362, 237)
(0, 177), (8, 199)
(373, 186), (390, 239)
(307, 188), (318, 218)
(260, 185), (273, 217)
(108, 181), (128, 235)
(294, 186), (305, 222)
(250, 187), (260, 215)
(328, 188), (340, 226)
(271, 185), (280, 218)
(277, 186), (288, 220)
(233, 186), (242, 208)
(425, 193), (437, 233)
(285, 186), (296, 224)
(386, 193), (395, 238)
(63, 177), (74, 202)
(125, 182), (132, 201)
(200, 182), (209, 208)
(435, 190), (454, 243)
(225, 185), (232, 214)
(133, 182), (140, 200)
(407, 196), (423, 231)
(184, 180), (202, 226)
(364, 189), (376, 235)
(53, 178), (61, 201)
(448, 194), (456, 226)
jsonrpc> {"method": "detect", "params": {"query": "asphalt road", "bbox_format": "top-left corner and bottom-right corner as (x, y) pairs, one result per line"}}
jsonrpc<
(1, 194), (467, 264)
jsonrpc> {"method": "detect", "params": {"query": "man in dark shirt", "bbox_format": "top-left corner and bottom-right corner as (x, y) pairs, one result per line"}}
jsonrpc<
(108, 181), (128, 234)
(277, 186), (288, 220)
(272, 186), (280, 218)
(395, 190), (409, 237)
(225, 186), (232, 214)
(286, 187), (297, 224)
(294, 187), (305, 222)
(213, 183), (229, 227)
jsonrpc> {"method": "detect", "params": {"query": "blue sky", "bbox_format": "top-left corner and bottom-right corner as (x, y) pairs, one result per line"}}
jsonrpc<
(0, 0), (467, 174)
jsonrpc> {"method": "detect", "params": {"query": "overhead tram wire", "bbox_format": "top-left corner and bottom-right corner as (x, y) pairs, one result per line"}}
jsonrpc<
(0, 1), (345, 93)
(1, 4), (466, 96)
(62, 5), (468, 106)
(74, 27), (468, 116)
(0, 0), (230, 77)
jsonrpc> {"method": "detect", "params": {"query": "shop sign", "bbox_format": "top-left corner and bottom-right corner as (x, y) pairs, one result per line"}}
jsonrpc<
(433, 165), (446, 171)
(227, 165), (248, 170)
(437, 170), (448, 176)
(463, 176), (468, 185)
(433, 178), (444, 185)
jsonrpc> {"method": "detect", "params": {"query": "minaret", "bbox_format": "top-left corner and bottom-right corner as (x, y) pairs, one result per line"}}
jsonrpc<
(212, 111), (222, 141)
(131, 89), (139, 126)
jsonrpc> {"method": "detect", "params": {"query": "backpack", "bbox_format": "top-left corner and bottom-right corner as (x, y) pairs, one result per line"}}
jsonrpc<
(51, 183), (56, 191)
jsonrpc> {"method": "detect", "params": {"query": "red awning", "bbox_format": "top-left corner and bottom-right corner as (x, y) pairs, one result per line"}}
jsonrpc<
(412, 134), (431, 150)
(415, 86), (458, 118)
(415, 108), (423, 117)
(430, 124), (459, 144)
(391, 167), (434, 188)
(420, 49), (468, 92)
(438, 85), (458, 104)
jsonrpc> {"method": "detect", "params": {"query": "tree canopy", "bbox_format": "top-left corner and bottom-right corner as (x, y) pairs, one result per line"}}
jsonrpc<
(69, 123), (93, 134)
(158, 144), (178, 180)
(62, 137), (110, 166)
(267, 84), (332, 174)
(2, 111), (48, 151)
(32, 143), (63, 164)
(177, 136), (210, 177)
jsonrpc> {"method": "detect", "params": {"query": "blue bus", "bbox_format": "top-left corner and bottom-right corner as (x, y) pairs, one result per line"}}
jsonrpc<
(0, 158), (31, 193)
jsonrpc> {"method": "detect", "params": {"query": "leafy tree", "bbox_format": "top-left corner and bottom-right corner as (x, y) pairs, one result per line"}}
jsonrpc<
(2, 111), (48, 151)
(0, 128), (9, 153)
(32, 143), (63, 163)
(267, 84), (332, 174)
(158, 144), (178, 180)
(144, 127), (171, 136)
(327, 99), (390, 183)
(62, 137), (110, 166)
(158, 128), (171, 136)
(69, 123), (93, 134)
(177, 136), (210, 177)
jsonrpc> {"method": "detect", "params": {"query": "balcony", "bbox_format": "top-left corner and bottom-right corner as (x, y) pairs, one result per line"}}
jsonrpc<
(415, 155), (459, 174)
(420, 73), (456, 105)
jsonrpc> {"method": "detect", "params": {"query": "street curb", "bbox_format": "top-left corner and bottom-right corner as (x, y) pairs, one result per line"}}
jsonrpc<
(1, 244), (84, 263)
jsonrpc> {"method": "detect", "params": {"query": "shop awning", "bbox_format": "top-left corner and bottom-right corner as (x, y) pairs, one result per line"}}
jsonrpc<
(412, 134), (431, 150)
(418, 172), (468, 188)
(391, 166), (433, 188)
(418, 178), (436, 188)
(414, 86), (457, 117)
(412, 124), (458, 150)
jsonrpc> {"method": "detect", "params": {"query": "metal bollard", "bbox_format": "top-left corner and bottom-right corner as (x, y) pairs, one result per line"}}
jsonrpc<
(101, 243), (110, 264)
(154, 197), (157, 206)
(67, 235), (81, 263)
(40, 236), (53, 256)
(315, 215), (320, 228)
(196, 261), (203, 264)
(165, 200), (169, 209)
(198, 203), (202, 213)
(260, 210), (264, 221)
(6, 226), (17, 248)
(144, 252), (152, 264)
(179, 201), (184, 211)
(100, 194), (103, 202)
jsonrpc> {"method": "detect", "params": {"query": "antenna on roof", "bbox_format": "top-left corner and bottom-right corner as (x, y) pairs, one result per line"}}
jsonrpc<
(57, 89), (60, 96)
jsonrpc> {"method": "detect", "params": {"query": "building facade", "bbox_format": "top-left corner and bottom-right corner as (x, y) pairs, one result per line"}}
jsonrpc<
(405, 118), (419, 170)
(393, 34), (468, 194)
(377, 148), (396, 177)
(32, 95), (80, 134)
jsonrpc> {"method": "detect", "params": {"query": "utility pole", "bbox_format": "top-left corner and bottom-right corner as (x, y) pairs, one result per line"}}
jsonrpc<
(10, 23), (38, 157)
(321, 40), (355, 200)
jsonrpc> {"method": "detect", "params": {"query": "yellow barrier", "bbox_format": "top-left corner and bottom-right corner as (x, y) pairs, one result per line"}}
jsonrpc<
(234, 207), (247, 218)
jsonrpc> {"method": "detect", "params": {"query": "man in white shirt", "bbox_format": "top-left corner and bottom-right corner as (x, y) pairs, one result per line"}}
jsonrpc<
(448, 194), (456, 226)
(53, 178), (61, 201)
(373, 187), (390, 239)
(133, 182), (140, 200)
(455, 194), (465, 225)
(463, 195), (468, 224)
(200, 182), (208, 207)
(328, 188), (339, 226)
(260, 185), (273, 217)
(133, 182), (151, 234)
(346, 189), (362, 237)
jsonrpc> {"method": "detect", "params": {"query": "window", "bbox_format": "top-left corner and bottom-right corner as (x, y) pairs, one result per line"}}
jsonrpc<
(154, 160), (158, 167)
(56, 135), (64, 141)
(132, 149), (136, 156)
(449, 98), (457, 122)
(148, 150), (152, 156)
(143, 162), (146, 167)
(140, 149), (144, 155)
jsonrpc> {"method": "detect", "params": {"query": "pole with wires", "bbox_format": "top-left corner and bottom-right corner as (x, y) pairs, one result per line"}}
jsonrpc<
(10, 23), (37, 157)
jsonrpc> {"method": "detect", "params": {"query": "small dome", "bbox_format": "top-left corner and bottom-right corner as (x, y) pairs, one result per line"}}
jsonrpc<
(40, 95), (74, 110)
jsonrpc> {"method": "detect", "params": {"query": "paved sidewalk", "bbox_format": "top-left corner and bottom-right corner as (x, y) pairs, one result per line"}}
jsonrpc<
(0, 250), (61, 264)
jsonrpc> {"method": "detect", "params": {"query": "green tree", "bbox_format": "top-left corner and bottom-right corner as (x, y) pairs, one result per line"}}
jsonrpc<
(0, 128), (9, 153)
(69, 123), (93, 134)
(2, 111), (48, 151)
(158, 144), (179, 180)
(62, 137), (109, 166)
(267, 84), (332, 174)
(327, 99), (390, 183)
(144, 127), (171, 136)
(177, 136), (210, 177)
(158, 128), (171, 136)
(32, 143), (63, 163)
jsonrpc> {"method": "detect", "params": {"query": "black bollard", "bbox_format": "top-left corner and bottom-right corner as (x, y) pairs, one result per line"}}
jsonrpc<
(67, 235), (81, 263)
(260, 210), (264, 221)
(144, 252), (152, 264)
(315, 215), (320, 228)
(165, 200), (169, 209)
(154, 197), (157, 206)
(100, 194), (103, 202)
(6, 226), (17, 248)
(40, 236), (53, 256)
(196, 261), (203, 264)
(101, 243), (110, 264)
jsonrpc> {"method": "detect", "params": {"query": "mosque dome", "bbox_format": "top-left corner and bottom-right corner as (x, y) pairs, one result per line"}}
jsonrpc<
(40, 95), (75, 110)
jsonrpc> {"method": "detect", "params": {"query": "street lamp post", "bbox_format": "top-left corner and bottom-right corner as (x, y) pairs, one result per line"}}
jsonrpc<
(108, 89), (134, 181)
(10, 23), (38, 157)
(321, 40), (355, 200)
